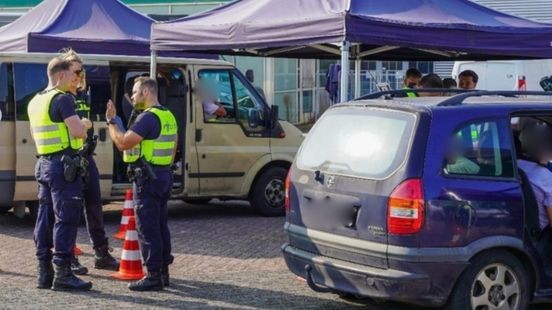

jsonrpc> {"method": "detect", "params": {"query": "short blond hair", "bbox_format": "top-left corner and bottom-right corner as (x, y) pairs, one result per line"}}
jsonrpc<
(47, 56), (71, 78)
(58, 47), (83, 65)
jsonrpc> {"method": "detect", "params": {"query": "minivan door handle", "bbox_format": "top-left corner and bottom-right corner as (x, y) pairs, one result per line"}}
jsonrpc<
(195, 129), (202, 142)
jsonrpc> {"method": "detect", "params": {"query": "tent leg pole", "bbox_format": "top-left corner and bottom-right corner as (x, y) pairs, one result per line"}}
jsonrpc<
(340, 41), (350, 103)
(355, 57), (361, 99)
(150, 50), (157, 78)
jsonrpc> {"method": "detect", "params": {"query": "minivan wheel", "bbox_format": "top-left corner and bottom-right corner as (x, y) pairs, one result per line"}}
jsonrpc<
(250, 166), (287, 217)
(447, 251), (529, 310)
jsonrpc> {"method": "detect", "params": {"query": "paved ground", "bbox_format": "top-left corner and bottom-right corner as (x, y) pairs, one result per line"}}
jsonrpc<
(0, 200), (550, 309)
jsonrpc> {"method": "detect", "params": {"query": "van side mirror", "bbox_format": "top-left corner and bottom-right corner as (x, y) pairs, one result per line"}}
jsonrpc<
(245, 69), (254, 83)
(270, 105), (279, 129)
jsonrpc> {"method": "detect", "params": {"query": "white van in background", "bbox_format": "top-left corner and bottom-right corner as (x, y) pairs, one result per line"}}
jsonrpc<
(451, 60), (552, 91)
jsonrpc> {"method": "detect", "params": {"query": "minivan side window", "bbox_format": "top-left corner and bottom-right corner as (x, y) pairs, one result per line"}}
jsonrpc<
(443, 120), (514, 178)
(0, 63), (14, 121)
(14, 63), (48, 121)
(197, 70), (237, 124)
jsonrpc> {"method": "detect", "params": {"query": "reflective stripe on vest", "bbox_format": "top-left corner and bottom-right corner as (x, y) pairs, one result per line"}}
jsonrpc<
(123, 106), (177, 166)
(75, 99), (90, 119)
(28, 89), (84, 155)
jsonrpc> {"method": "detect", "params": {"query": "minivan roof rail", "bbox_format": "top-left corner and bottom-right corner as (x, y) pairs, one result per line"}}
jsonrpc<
(357, 88), (472, 100)
(437, 91), (552, 106)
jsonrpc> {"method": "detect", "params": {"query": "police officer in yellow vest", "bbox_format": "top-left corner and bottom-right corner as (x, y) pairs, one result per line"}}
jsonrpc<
(402, 68), (422, 98)
(106, 77), (177, 291)
(28, 55), (92, 291)
(59, 49), (119, 275)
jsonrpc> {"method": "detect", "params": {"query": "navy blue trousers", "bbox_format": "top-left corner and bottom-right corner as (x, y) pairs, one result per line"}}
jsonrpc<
(83, 156), (107, 249)
(34, 156), (83, 266)
(133, 170), (173, 271)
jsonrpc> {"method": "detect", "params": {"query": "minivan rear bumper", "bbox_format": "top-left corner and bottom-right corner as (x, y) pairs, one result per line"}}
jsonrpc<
(282, 244), (448, 307)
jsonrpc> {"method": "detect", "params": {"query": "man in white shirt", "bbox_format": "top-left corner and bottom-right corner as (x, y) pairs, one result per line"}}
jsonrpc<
(197, 79), (227, 121)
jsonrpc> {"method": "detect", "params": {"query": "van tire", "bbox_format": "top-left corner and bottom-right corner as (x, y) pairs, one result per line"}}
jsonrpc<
(446, 250), (529, 310)
(250, 166), (287, 217)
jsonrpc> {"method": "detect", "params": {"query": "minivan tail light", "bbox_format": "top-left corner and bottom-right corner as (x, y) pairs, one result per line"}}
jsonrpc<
(387, 179), (424, 235)
(284, 170), (292, 213)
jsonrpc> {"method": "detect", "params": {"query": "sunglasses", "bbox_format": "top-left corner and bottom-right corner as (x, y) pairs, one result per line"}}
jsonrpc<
(73, 68), (85, 76)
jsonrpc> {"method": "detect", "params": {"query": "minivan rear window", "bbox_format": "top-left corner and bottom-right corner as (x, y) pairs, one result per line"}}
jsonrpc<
(297, 108), (416, 179)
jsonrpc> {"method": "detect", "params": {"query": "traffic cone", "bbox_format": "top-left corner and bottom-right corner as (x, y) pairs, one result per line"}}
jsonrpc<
(113, 189), (134, 240)
(111, 217), (145, 280)
(74, 245), (83, 256)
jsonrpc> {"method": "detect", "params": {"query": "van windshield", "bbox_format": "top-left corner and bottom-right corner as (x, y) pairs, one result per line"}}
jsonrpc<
(297, 108), (416, 179)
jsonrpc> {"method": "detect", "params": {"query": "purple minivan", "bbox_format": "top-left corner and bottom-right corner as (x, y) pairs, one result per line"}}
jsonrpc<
(283, 91), (552, 309)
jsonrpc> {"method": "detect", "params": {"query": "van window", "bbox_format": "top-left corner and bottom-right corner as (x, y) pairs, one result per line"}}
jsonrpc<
(232, 69), (267, 133)
(198, 69), (236, 123)
(297, 108), (416, 179)
(14, 63), (48, 121)
(444, 120), (514, 178)
(0, 63), (14, 121)
(84, 65), (111, 120)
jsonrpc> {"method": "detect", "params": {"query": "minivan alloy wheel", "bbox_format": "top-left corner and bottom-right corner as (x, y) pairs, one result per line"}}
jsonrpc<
(264, 179), (284, 207)
(470, 263), (520, 310)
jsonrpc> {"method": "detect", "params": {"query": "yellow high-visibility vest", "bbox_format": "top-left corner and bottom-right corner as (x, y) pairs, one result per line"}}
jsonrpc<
(123, 106), (177, 166)
(28, 89), (83, 155)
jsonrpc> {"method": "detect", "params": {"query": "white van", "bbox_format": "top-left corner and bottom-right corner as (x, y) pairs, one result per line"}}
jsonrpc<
(0, 53), (303, 217)
(451, 60), (552, 91)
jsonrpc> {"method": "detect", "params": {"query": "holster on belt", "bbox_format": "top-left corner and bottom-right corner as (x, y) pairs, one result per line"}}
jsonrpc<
(60, 154), (83, 182)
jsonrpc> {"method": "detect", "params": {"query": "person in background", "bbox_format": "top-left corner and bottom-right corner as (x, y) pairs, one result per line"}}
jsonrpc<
(59, 49), (119, 275)
(197, 78), (227, 121)
(418, 73), (443, 97)
(402, 68), (422, 97)
(458, 70), (479, 90)
(443, 78), (457, 89)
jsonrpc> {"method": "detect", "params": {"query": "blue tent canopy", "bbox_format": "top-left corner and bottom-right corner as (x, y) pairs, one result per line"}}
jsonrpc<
(152, 0), (552, 60)
(0, 0), (208, 58)
(151, 0), (552, 101)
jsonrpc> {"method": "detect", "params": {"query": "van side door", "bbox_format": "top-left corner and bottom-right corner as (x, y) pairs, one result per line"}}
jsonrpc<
(192, 66), (271, 197)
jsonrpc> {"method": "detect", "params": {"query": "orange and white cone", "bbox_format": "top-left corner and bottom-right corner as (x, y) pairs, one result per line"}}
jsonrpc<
(111, 217), (145, 280)
(113, 189), (134, 240)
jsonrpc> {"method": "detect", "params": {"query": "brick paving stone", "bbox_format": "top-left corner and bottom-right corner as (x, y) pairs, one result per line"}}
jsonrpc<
(0, 200), (549, 309)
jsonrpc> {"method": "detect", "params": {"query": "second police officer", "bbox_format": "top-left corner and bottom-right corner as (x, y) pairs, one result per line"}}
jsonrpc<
(59, 49), (119, 274)
(106, 77), (177, 291)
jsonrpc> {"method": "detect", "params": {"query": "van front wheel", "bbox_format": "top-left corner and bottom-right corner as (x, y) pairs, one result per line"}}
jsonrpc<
(250, 167), (287, 217)
(447, 250), (529, 310)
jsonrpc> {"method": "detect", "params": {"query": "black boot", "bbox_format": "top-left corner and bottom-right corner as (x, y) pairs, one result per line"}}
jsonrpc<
(94, 244), (119, 271)
(52, 264), (92, 291)
(162, 265), (169, 287)
(128, 270), (163, 291)
(37, 260), (54, 289)
(70, 256), (88, 275)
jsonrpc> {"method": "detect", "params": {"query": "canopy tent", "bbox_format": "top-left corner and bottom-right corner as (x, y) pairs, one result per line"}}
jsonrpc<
(0, 0), (207, 58)
(151, 0), (552, 102)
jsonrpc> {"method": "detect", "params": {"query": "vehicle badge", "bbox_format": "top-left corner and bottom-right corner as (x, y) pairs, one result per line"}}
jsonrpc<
(326, 175), (336, 188)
